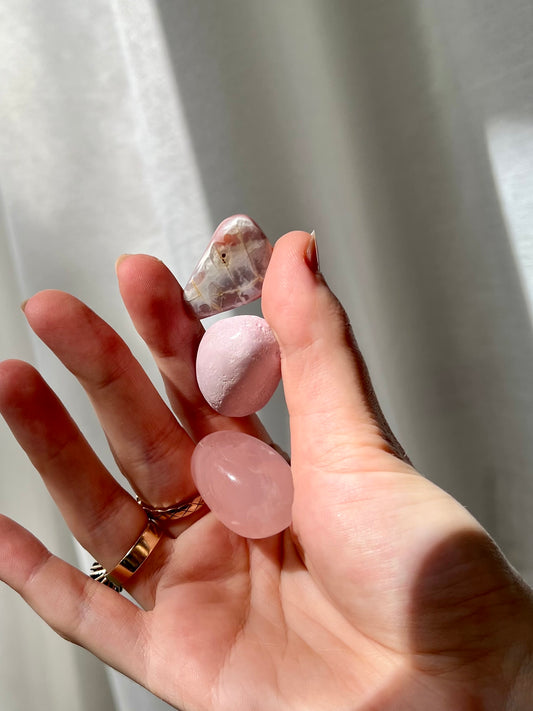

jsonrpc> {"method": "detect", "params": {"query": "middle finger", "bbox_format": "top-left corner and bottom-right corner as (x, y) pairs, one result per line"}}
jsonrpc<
(23, 289), (195, 510)
(115, 254), (272, 443)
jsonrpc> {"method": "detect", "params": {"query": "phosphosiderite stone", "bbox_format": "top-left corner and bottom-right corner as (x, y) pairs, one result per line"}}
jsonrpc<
(191, 431), (293, 539)
(183, 215), (273, 319)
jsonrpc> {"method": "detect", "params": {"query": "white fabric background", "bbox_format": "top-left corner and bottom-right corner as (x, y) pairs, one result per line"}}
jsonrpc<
(1, 1), (533, 709)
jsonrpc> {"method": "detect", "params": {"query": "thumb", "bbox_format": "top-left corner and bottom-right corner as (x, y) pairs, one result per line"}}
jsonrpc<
(262, 231), (408, 469)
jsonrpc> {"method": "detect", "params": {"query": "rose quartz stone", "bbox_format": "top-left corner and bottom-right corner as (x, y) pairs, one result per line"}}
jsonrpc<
(183, 215), (273, 319)
(191, 431), (293, 538)
(196, 315), (281, 417)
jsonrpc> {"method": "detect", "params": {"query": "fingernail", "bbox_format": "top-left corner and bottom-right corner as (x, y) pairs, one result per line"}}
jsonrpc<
(115, 254), (132, 273)
(20, 299), (29, 313)
(305, 230), (320, 273)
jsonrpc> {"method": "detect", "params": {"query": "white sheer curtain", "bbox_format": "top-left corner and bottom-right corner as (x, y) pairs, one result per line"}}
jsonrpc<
(1, 1), (533, 709)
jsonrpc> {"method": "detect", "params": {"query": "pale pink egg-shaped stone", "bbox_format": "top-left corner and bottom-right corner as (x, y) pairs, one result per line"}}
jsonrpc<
(191, 431), (293, 539)
(196, 315), (281, 417)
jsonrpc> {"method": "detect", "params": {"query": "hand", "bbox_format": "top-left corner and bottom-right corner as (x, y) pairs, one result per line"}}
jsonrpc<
(0, 232), (532, 711)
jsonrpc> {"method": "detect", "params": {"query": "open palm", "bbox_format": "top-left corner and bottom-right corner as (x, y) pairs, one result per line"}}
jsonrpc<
(1, 231), (532, 711)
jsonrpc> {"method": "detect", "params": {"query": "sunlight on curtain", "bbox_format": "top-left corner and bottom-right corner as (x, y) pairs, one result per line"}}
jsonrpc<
(0, 0), (211, 708)
(486, 119), (533, 317)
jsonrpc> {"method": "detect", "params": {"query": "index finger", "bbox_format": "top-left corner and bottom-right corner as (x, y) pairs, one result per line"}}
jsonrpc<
(116, 254), (272, 444)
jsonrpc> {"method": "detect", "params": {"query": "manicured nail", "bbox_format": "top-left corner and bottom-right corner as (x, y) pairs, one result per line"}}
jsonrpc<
(305, 230), (320, 273)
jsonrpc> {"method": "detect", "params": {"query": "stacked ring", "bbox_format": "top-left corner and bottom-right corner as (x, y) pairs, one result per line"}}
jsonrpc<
(137, 494), (205, 523)
(90, 519), (163, 592)
(90, 495), (205, 591)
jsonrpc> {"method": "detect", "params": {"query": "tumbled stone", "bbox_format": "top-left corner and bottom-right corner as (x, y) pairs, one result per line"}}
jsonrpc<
(196, 315), (281, 417)
(191, 431), (293, 539)
(183, 214), (273, 319)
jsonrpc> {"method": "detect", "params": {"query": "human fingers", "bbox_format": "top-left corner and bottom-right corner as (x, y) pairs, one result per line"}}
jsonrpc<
(0, 360), (171, 607)
(22, 290), (197, 512)
(116, 253), (272, 443)
(0, 513), (148, 683)
(262, 231), (411, 472)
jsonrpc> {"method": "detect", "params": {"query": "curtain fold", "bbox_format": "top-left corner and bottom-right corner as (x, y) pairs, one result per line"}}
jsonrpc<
(1, 1), (533, 709)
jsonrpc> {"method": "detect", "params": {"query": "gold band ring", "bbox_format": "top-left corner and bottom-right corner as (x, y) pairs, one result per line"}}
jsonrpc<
(90, 519), (163, 592)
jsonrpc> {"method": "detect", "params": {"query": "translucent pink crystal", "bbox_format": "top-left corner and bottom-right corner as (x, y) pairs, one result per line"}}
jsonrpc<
(191, 431), (293, 539)
(183, 214), (273, 319)
(196, 315), (281, 417)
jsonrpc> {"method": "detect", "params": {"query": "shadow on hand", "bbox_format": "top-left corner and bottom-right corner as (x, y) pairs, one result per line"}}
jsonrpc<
(360, 528), (531, 709)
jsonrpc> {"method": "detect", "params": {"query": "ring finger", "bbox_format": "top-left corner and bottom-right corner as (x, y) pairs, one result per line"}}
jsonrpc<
(0, 359), (179, 609)
(0, 359), (147, 577)
(22, 288), (199, 518)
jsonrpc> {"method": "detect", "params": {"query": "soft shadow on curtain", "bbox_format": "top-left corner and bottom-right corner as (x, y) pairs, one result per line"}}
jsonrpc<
(1, 1), (533, 709)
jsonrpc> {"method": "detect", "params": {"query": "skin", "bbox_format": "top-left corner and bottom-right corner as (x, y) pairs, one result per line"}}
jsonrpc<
(0, 231), (532, 710)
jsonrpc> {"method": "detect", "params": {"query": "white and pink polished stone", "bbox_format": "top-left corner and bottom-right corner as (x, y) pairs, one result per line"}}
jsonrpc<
(191, 431), (293, 539)
(183, 214), (273, 319)
(196, 315), (281, 417)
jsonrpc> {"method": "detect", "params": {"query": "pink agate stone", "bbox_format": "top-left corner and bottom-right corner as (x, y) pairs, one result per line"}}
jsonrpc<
(183, 215), (273, 319)
(196, 315), (281, 417)
(191, 431), (293, 539)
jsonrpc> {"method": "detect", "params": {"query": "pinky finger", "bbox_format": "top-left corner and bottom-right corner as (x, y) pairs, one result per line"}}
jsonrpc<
(0, 514), (147, 682)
